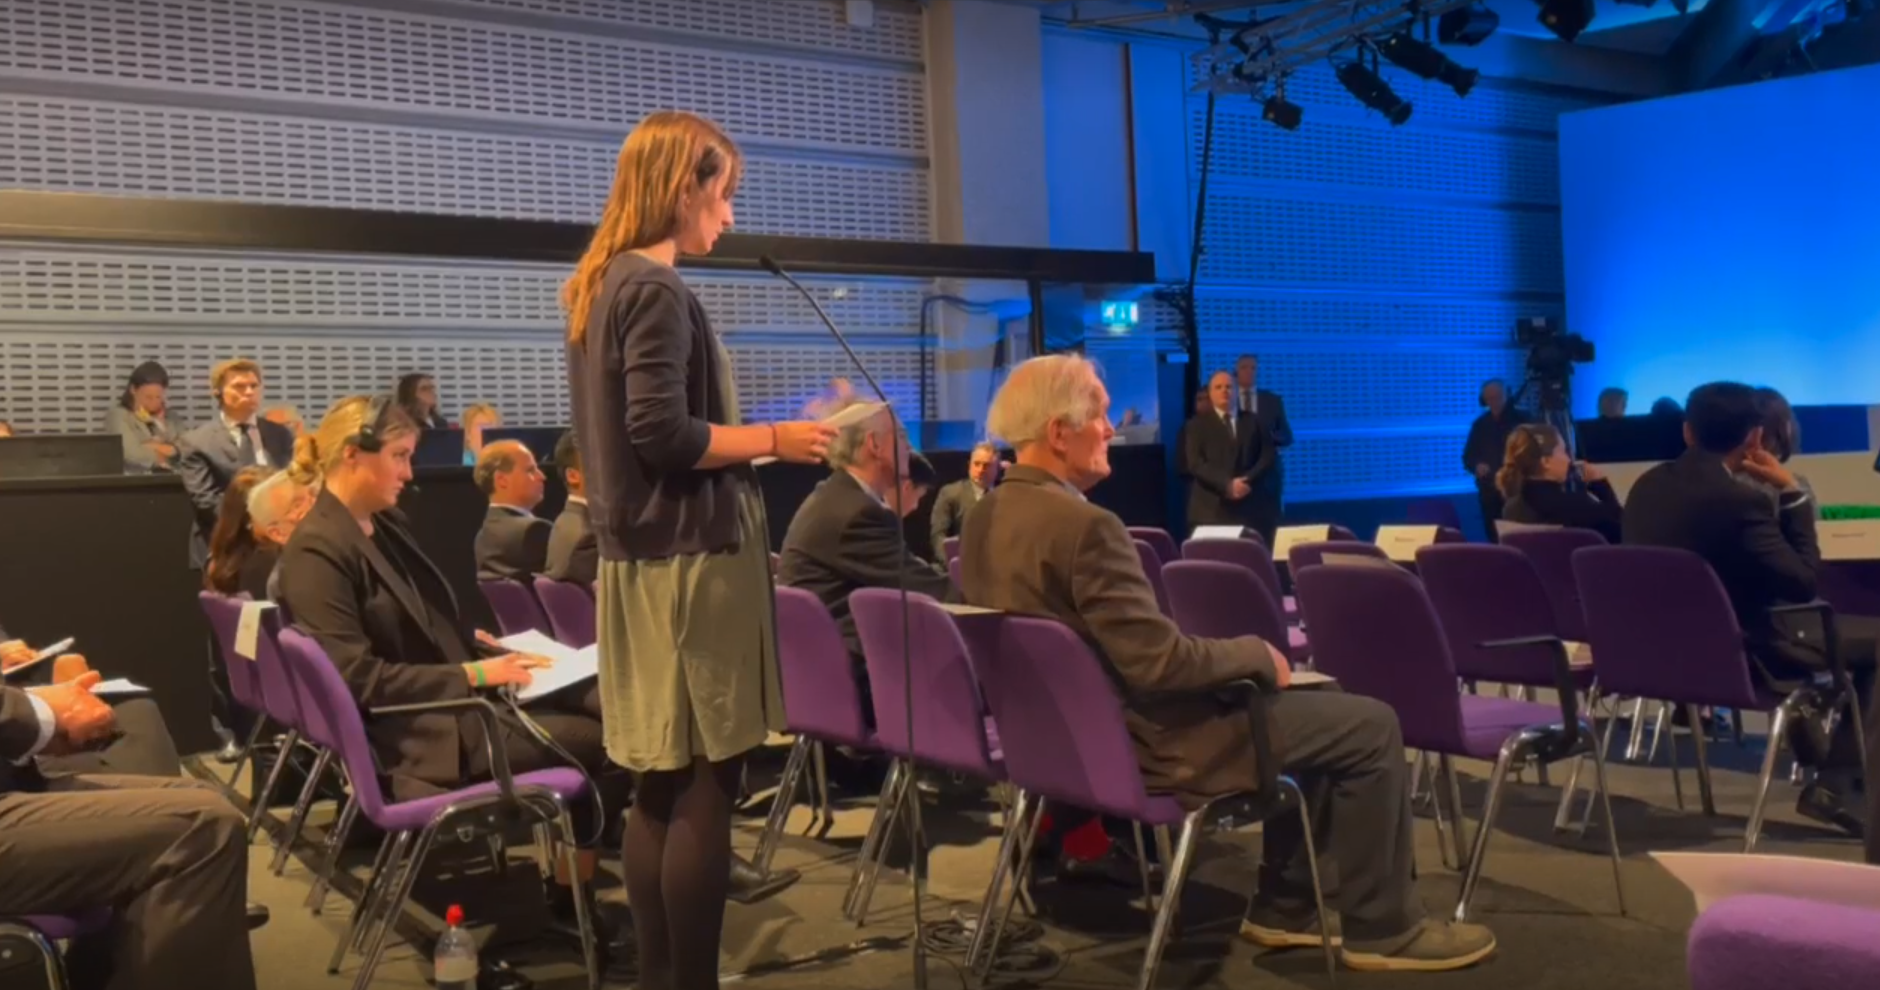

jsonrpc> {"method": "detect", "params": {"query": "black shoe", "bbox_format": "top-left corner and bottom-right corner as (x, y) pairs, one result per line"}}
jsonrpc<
(1058, 845), (1158, 888)
(477, 958), (534, 990)
(216, 739), (245, 765)
(1796, 783), (1865, 840)
(728, 852), (800, 905)
(246, 902), (270, 931)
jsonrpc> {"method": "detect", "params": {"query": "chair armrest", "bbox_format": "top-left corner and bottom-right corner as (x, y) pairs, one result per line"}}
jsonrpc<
(368, 696), (516, 799)
(1478, 635), (1583, 754)
(1131, 679), (1280, 801)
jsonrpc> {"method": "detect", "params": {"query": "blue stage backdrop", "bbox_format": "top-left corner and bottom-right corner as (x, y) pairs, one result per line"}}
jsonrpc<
(1561, 62), (1880, 415)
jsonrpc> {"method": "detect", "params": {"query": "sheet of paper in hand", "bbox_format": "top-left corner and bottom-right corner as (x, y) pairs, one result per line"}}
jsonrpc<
(497, 630), (600, 703)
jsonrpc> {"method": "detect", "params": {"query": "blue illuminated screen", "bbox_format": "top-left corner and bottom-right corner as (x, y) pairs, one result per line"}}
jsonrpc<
(1559, 63), (1880, 415)
(1099, 300), (1140, 327)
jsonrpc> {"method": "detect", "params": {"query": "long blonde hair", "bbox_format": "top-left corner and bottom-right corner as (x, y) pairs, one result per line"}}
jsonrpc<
(287, 395), (417, 487)
(1496, 424), (1562, 500)
(563, 111), (743, 345)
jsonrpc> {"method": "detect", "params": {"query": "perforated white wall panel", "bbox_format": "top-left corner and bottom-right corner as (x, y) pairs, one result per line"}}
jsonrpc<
(1181, 60), (1605, 500)
(0, 0), (937, 442)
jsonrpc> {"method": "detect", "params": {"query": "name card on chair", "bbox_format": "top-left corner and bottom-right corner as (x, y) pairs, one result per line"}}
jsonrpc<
(1819, 521), (1880, 561)
(235, 600), (277, 661)
(1495, 520), (1561, 538)
(1271, 525), (1330, 561)
(1190, 525), (1248, 542)
(1322, 552), (1398, 571)
(1373, 525), (1440, 562)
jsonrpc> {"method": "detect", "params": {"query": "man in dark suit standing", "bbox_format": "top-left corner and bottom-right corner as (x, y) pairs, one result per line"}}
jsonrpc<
(778, 399), (955, 717)
(1235, 354), (1293, 521)
(1462, 378), (1528, 537)
(0, 678), (265, 989)
(1625, 381), (1877, 838)
(544, 430), (598, 586)
(1187, 371), (1278, 542)
(473, 439), (551, 582)
(177, 357), (294, 759)
(177, 358), (295, 568)
(927, 442), (1000, 557)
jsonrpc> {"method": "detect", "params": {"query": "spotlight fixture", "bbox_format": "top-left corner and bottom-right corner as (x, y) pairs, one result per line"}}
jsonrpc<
(1377, 31), (1479, 96)
(1438, 4), (1501, 46)
(1536, 0), (1596, 42)
(1262, 90), (1303, 130)
(1336, 60), (1412, 126)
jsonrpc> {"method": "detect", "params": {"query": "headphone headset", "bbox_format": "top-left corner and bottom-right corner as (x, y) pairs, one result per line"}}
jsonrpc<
(353, 394), (392, 454)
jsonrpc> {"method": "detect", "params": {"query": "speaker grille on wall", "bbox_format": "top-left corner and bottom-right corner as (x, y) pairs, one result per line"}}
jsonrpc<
(439, 0), (928, 64)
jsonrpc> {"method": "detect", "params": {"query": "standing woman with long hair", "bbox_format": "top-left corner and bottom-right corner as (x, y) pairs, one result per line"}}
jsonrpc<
(564, 111), (835, 990)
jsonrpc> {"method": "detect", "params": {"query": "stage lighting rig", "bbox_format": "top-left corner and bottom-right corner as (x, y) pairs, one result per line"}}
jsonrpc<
(1537, 0), (1597, 41)
(1437, 4), (1500, 46)
(1190, 0), (1480, 102)
(1262, 81), (1304, 130)
(1336, 53), (1414, 125)
(1378, 30), (1479, 95)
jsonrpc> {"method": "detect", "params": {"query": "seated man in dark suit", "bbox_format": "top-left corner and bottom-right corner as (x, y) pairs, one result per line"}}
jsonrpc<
(1625, 381), (1878, 836)
(0, 678), (264, 990)
(473, 439), (552, 582)
(927, 442), (999, 556)
(544, 430), (599, 586)
(962, 354), (1495, 972)
(0, 629), (181, 778)
(778, 400), (956, 721)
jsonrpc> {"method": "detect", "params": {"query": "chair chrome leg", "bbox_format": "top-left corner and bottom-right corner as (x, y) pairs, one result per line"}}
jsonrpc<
(1136, 813), (1203, 990)
(272, 747), (333, 875)
(1438, 755), (1470, 874)
(1131, 820), (1156, 913)
(841, 758), (902, 918)
(352, 823), (440, 990)
(1686, 703), (1717, 817)
(331, 831), (403, 974)
(1587, 724), (1628, 917)
(964, 789), (1030, 972)
(1647, 702), (1670, 766)
(755, 736), (811, 874)
(1280, 777), (1338, 980)
(1846, 682), (1871, 783)
(812, 740), (833, 837)
(1454, 745), (1518, 922)
(1409, 750), (1430, 810)
(852, 762), (912, 927)
(1553, 686), (1602, 831)
(1624, 698), (1648, 761)
(306, 793), (360, 914)
(245, 728), (301, 844)
(227, 715), (268, 804)
(974, 797), (1047, 979)
(1744, 704), (1794, 853)
(1427, 761), (1456, 872)
(552, 801), (601, 990)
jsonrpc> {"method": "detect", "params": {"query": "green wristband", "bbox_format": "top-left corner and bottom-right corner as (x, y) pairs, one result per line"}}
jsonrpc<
(472, 663), (487, 688)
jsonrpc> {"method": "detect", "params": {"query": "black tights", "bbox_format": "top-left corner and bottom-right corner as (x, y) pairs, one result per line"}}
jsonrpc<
(624, 755), (744, 990)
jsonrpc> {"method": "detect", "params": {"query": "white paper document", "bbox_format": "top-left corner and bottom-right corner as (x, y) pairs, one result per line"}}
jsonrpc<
(1818, 520), (1880, 561)
(936, 602), (1001, 616)
(1373, 525), (1440, 563)
(752, 400), (890, 466)
(2, 637), (73, 680)
(1190, 525), (1248, 542)
(497, 630), (600, 703)
(93, 678), (152, 697)
(1271, 525), (1331, 562)
(1652, 851), (1880, 913)
(1289, 670), (1335, 688)
(235, 601), (277, 661)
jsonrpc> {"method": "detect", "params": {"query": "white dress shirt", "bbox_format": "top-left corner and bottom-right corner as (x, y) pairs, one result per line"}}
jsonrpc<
(14, 693), (55, 766)
(221, 411), (269, 467)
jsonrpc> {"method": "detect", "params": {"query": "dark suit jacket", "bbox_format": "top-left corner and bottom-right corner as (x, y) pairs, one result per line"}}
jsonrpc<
(927, 479), (985, 556)
(1184, 408), (1275, 528)
(279, 489), (489, 794)
(0, 687), (45, 794)
(474, 505), (553, 582)
(1236, 387), (1292, 494)
(779, 471), (956, 668)
(177, 416), (295, 567)
(961, 465), (1278, 808)
(1623, 449), (1822, 687)
(544, 499), (599, 586)
(1504, 478), (1624, 544)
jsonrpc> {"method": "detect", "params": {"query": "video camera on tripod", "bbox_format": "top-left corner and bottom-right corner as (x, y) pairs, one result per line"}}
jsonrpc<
(1516, 316), (1594, 413)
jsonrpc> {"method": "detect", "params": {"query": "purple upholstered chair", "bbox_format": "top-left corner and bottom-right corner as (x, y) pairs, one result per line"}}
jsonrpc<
(271, 625), (599, 990)
(201, 592), (322, 849)
(1416, 545), (1595, 694)
(948, 554), (963, 594)
(753, 587), (879, 874)
(1689, 894), (1880, 990)
(0, 910), (112, 990)
(964, 613), (1334, 985)
(532, 576), (596, 649)
(1501, 528), (1607, 642)
(1134, 539), (1173, 618)
(1295, 562), (1625, 921)
(198, 592), (272, 807)
(1287, 539), (1388, 575)
(1127, 526), (1179, 567)
(1163, 560), (1301, 664)
(478, 578), (548, 636)
(1572, 546), (1843, 852)
(849, 588), (1008, 925)
(942, 536), (961, 563)
(1181, 536), (1284, 607)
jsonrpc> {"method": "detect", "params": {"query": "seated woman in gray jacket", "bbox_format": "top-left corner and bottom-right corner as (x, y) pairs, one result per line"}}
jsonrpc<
(104, 361), (182, 473)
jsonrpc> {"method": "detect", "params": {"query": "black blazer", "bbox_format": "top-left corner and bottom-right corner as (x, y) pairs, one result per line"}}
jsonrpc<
(544, 499), (599, 586)
(1235, 387), (1293, 492)
(278, 489), (488, 794)
(928, 479), (984, 556)
(1623, 449), (1822, 686)
(177, 416), (296, 567)
(474, 506), (552, 582)
(778, 471), (956, 667)
(1503, 478), (1624, 544)
(1183, 409), (1274, 527)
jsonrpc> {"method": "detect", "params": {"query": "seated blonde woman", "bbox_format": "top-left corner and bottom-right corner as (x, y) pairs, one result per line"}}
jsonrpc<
(1496, 424), (1622, 543)
(460, 402), (501, 466)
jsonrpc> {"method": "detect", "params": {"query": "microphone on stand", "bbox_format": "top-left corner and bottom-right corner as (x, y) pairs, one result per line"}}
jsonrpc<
(759, 254), (930, 989)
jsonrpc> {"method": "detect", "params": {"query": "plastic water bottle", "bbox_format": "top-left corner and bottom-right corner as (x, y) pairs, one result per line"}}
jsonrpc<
(434, 904), (478, 990)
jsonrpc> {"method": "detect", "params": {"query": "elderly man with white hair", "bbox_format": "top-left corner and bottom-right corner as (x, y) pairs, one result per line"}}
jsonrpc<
(778, 397), (955, 726)
(959, 354), (1496, 973)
